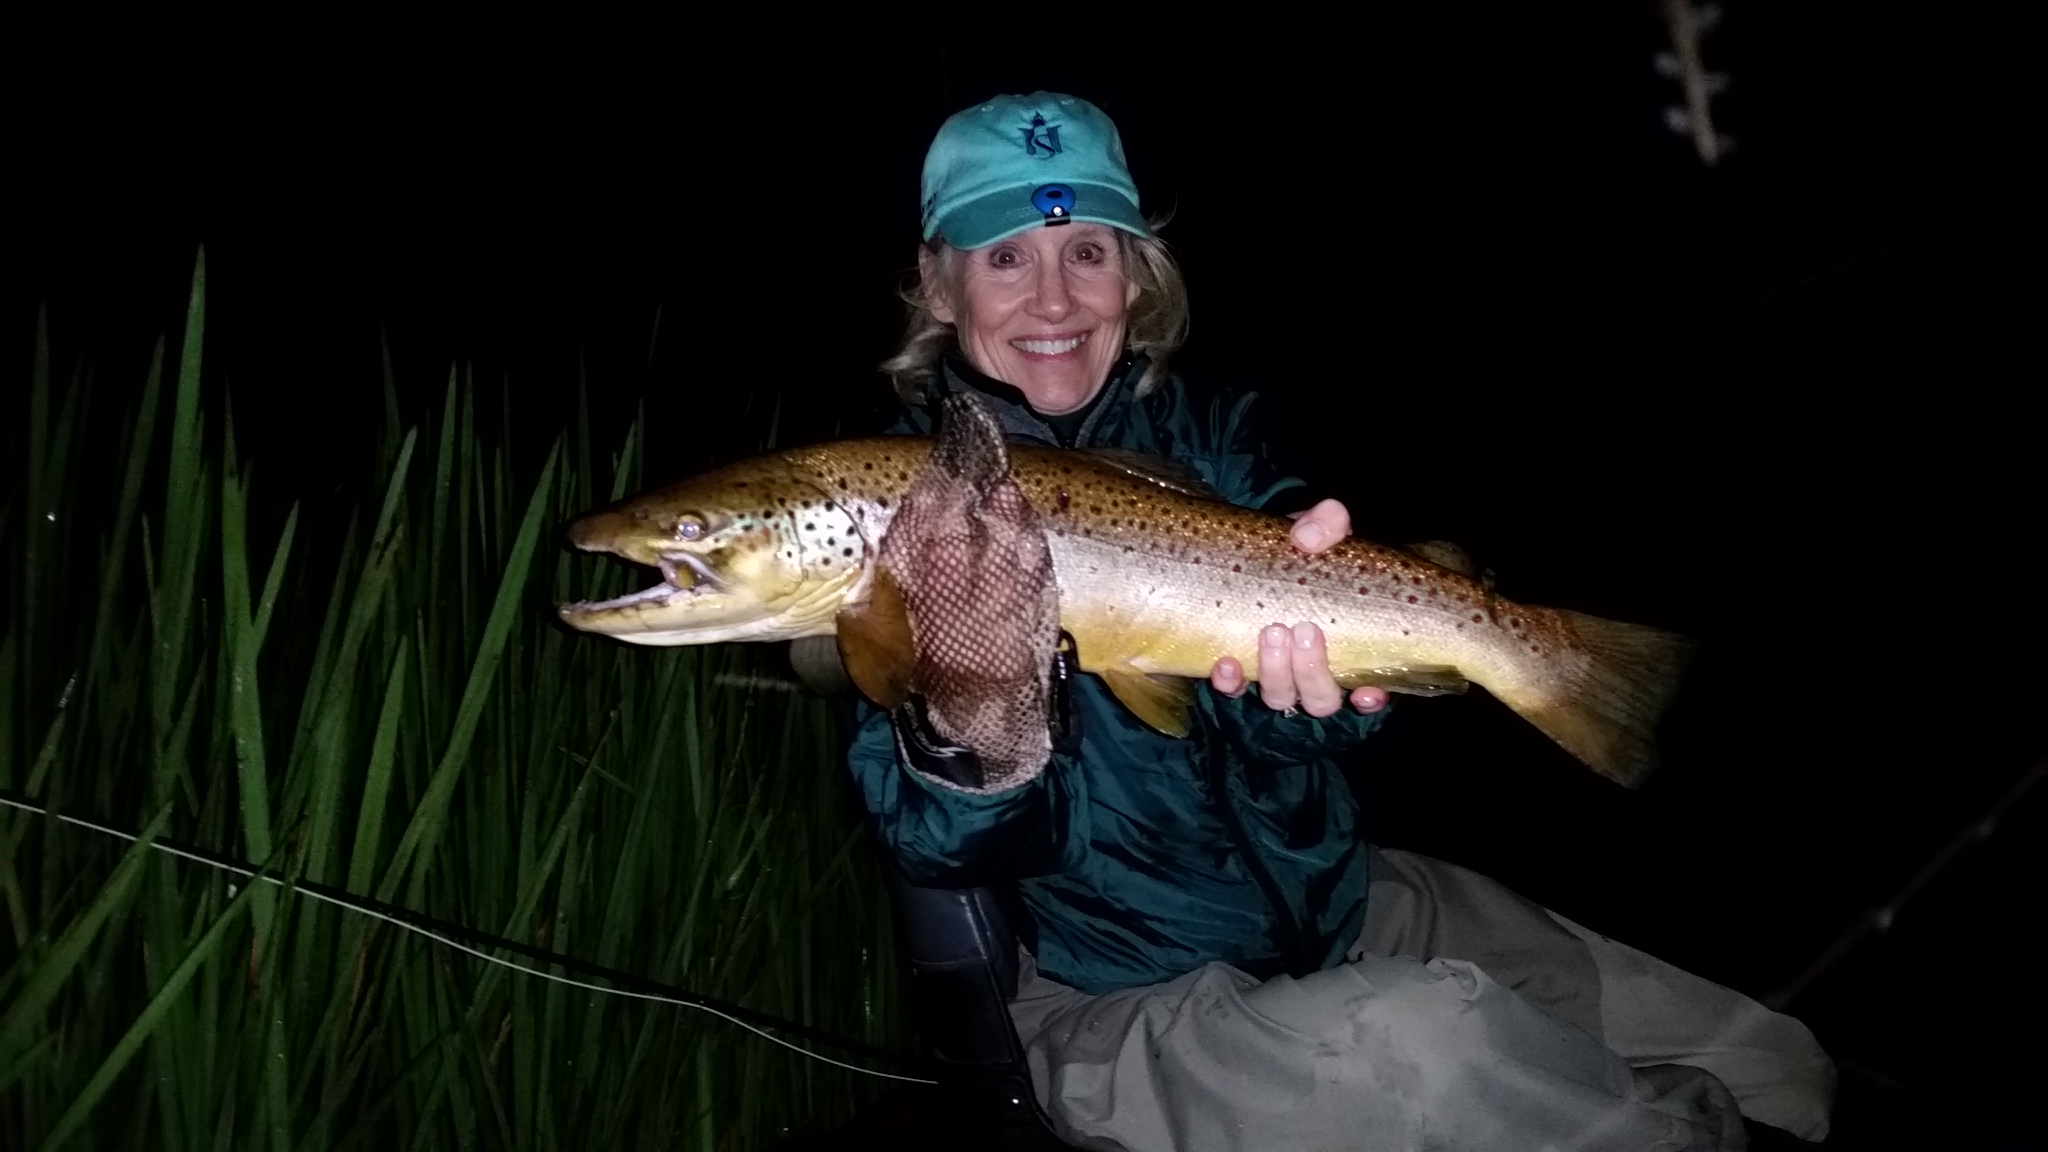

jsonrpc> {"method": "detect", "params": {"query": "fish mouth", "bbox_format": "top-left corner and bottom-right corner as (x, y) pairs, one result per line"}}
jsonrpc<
(564, 551), (722, 615)
(659, 551), (720, 592)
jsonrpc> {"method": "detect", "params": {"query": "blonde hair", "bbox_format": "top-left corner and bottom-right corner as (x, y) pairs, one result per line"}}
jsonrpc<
(880, 224), (1190, 403)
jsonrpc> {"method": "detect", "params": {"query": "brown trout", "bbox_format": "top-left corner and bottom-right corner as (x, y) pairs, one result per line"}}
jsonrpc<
(558, 438), (1690, 787)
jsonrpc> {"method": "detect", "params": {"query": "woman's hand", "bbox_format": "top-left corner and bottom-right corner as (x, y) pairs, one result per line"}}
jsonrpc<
(1208, 499), (1390, 716)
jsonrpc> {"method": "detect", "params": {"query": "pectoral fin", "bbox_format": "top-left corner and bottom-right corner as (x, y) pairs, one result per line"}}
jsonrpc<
(1100, 667), (1196, 737)
(1338, 665), (1471, 697)
(835, 567), (914, 710)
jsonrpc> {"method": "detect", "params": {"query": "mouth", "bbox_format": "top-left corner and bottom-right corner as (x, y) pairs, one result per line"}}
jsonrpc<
(562, 551), (722, 615)
(1010, 332), (1088, 359)
(659, 551), (719, 591)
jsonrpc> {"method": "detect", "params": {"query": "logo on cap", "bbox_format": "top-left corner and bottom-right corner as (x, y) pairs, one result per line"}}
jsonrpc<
(1020, 113), (1062, 158)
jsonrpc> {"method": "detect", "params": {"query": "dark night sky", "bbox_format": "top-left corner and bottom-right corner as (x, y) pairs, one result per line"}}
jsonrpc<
(4, 8), (2039, 1143)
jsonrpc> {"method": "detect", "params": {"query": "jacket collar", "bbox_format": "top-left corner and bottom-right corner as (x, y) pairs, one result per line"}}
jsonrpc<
(930, 350), (1142, 449)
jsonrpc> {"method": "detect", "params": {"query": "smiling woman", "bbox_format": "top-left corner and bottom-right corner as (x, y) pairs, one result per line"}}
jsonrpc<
(830, 91), (1837, 1151)
(889, 223), (1189, 412)
(880, 97), (1187, 408)
(922, 224), (1140, 415)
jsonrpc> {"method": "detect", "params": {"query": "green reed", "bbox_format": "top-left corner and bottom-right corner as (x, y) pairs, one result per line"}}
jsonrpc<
(0, 253), (907, 1150)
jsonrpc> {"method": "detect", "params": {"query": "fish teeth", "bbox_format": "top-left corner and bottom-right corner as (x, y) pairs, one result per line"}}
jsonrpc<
(561, 581), (688, 614)
(667, 552), (722, 589)
(1013, 334), (1086, 355)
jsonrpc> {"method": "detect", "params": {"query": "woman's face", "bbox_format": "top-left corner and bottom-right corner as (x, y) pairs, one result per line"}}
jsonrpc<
(925, 223), (1141, 415)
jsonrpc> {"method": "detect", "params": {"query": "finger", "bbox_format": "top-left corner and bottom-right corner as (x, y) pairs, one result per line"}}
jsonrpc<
(1291, 622), (1344, 717)
(1257, 624), (1297, 711)
(1210, 656), (1248, 698)
(1289, 499), (1352, 554)
(1349, 686), (1390, 714)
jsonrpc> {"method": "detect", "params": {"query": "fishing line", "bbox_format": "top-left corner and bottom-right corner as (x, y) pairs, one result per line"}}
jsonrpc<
(0, 789), (938, 1086)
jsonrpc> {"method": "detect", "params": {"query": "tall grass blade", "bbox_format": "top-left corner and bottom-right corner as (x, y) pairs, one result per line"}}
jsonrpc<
(33, 858), (264, 1152)
(378, 443), (559, 906)
(0, 803), (170, 1077)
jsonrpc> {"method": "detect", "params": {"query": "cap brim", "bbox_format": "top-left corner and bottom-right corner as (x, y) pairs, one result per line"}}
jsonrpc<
(927, 182), (1150, 249)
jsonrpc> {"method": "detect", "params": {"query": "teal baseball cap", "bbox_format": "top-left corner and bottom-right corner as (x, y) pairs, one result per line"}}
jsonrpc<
(920, 92), (1150, 249)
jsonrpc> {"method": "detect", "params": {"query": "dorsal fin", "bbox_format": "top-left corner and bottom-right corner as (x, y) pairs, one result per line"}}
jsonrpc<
(1403, 540), (1479, 579)
(1077, 448), (1220, 500)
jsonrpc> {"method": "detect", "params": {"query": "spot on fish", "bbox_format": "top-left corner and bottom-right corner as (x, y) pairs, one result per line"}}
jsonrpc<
(1407, 594), (1417, 604)
(1472, 614), (1484, 624)
(1233, 564), (1242, 573)
(843, 547), (853, 557)
(1297, 577), (1308, 586)
(1057, 489), (1069, 511)
(1358, 586), (1369, 595)
(863, 463), (873, 471)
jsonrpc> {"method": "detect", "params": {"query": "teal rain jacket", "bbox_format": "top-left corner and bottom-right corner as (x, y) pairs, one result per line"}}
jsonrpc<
(847, 357), (1384, 996)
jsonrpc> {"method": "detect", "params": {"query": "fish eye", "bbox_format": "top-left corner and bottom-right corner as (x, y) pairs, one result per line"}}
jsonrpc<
(672, 514), (707, 541)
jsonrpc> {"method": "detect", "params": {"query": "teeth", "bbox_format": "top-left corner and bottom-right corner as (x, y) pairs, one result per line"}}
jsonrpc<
(561, 580), (688, 614)
(1013, 334), (1086, 355)
(664, 552), (721, 589)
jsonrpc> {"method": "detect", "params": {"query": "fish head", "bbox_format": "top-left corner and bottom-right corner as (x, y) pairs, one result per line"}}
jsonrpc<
(556, 457), (868, 646)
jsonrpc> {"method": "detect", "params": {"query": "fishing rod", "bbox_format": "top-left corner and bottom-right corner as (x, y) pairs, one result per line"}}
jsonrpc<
(0, 787), (937, 1086)
(1764, 754), (2048, 1010)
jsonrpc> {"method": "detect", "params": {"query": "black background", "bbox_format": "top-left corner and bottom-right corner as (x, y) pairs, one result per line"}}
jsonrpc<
(4, 7), (2039, 1145)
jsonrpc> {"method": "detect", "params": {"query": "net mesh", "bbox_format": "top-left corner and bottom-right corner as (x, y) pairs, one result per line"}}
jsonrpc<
(879, 394), (1060, 788)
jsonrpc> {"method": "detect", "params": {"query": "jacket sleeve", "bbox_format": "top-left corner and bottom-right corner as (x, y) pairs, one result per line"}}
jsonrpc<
(845, 700), (1087, 886)
(1200, 688), (1388, 771)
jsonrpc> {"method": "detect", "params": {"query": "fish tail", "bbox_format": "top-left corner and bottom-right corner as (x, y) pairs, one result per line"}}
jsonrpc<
(1513, 610), (1694, 788)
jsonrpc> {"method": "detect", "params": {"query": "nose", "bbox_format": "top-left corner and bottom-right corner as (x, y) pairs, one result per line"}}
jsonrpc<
(1028, 255), (1073, 321)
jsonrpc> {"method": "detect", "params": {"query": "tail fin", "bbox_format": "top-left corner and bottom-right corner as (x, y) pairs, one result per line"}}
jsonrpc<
(1516, 611), (1693, 788)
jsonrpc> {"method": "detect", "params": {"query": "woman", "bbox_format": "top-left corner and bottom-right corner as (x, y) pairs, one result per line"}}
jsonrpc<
(848, 92), (1832, 1151)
